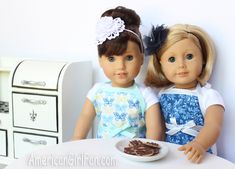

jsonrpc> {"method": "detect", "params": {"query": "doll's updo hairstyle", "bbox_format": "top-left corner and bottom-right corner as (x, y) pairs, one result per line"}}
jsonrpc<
(97, 6), (143, 57)
(145, 24), (215, 87)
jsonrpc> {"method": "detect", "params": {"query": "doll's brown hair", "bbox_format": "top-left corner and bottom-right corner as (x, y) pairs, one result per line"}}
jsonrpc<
(97, 6), (143, 57)
(145, 24), (215, 87)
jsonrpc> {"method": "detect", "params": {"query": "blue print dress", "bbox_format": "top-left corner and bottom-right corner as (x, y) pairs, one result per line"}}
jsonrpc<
(88, 82), (148, 138)
(159, 83), (224, 153)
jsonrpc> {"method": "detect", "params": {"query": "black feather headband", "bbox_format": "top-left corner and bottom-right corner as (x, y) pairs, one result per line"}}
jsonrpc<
(143, 25), (169, 56)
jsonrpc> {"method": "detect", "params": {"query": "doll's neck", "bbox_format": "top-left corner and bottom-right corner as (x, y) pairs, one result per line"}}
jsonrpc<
(174, 81), (198, 90)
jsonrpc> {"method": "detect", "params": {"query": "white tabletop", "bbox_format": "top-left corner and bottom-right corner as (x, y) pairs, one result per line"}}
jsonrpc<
(5, 138), (235, 169)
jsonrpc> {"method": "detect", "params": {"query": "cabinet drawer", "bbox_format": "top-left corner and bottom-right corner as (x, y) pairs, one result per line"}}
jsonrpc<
(13, 92), (58, 132)
(14, 132), (58, 159)
(0, 129), (7, 156)
(12, 60), (66, 90)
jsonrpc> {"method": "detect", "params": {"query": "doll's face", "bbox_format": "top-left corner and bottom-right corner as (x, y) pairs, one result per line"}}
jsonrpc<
(160, 38), (203, 89)
(99, 41), (143, 88)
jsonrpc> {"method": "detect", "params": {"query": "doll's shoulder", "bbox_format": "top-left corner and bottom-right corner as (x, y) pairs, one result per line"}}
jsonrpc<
(197, 83), (225, 110)
(198, 83), (223, 99)
(87, 82), (110, 100)
(90, 82), (107, 91)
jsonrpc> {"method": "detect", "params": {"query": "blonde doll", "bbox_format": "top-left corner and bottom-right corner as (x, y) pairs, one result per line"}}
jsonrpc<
(144, 24), (224, 163)
(73, 6), (164, 140)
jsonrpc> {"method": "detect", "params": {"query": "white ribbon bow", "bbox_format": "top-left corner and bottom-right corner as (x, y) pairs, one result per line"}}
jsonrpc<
(166, 117), (202, 137)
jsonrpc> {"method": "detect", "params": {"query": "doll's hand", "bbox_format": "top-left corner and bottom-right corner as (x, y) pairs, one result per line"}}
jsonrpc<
(178, 140), (206, 163)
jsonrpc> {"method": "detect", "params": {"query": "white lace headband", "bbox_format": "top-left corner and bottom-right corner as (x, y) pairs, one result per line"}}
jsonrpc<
(96, 16), (143, 50)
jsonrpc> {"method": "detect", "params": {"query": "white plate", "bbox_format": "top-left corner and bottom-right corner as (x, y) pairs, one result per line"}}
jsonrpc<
(115, 138), (168, 162)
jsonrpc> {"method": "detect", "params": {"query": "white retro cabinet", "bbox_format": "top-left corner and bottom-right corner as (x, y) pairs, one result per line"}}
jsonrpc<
(0, 58), (92, 164)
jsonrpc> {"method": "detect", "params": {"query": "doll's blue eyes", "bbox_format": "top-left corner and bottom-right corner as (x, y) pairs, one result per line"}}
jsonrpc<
(126, 55), (134, 61)
(167, 54), (193, 63)
(107, 56), (115, 62)
(186, 54), (193, 60)
(107, 55), (134, 62)
(168, 57), (175, 62)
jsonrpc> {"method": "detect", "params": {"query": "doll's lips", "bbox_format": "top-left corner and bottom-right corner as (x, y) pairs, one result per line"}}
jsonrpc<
(177, 72), (188, 76)
(116, 72), (127, 78)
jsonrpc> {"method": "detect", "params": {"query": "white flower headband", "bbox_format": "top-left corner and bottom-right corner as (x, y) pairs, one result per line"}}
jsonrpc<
(96, 16), (143, 48)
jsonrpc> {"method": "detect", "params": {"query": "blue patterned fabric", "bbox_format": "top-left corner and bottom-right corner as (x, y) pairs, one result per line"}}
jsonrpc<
(93, 83), (146, 138)
(160, 93), (204, 144)
(160, 92), (212, 153)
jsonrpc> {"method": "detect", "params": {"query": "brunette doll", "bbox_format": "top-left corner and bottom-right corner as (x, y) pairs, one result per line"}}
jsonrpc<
(73, 6), (164, 140)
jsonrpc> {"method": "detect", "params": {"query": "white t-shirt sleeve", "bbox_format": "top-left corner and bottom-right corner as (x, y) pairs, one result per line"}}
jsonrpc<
(204, 88), (225, 110)
(199, 85), (225, 115)
(139, 85), (159, 110)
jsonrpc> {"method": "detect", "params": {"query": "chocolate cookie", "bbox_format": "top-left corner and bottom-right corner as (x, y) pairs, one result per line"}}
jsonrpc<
(124, 140), (161, 156)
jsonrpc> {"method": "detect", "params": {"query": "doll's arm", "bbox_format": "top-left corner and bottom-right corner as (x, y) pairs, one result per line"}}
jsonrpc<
(72, 98), (96, 140)
(145, 103), (165, 141)
(178, 105), (224, 163)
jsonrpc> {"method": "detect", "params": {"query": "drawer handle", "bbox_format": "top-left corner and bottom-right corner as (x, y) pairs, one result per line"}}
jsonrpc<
(21, 80), (46, 87)
(21, 98), (47, 105)
(22, 137), (47, 145)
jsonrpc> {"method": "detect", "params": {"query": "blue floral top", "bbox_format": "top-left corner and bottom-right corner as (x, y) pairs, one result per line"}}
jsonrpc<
(89, 82), (150, 138)
(159, 84), (224, 153)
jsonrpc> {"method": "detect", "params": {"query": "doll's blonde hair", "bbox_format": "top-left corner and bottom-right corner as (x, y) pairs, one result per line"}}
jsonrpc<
(145, 24), (215, 88)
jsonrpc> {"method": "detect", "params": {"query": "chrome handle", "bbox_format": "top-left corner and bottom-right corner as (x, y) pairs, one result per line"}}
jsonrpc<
(21, 80), (46, 87)
(23, 138), (47, 145)
(21, 98), (47, 105)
